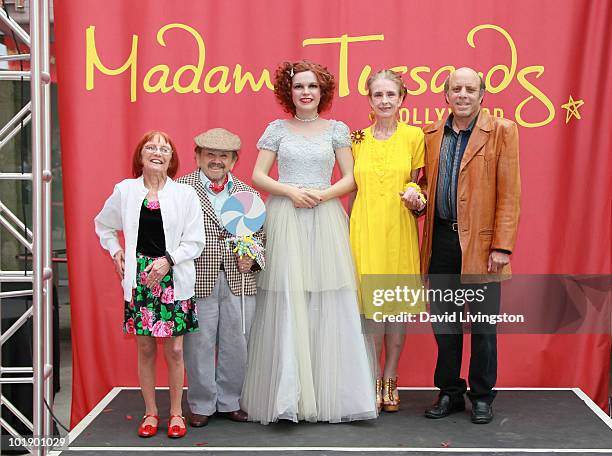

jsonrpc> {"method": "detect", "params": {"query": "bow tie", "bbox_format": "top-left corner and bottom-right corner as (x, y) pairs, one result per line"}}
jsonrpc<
(209, 176), (229, 194)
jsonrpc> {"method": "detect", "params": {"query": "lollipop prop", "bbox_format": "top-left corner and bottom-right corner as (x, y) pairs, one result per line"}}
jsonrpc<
(220, 191), (266, 333)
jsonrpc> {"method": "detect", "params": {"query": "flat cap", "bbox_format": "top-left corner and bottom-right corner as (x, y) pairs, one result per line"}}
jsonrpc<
(194, 128), (241, 152)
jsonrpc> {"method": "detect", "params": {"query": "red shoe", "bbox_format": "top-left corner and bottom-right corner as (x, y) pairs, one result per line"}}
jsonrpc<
(138, 414), (159, 438)
(167, 415), (187, 438)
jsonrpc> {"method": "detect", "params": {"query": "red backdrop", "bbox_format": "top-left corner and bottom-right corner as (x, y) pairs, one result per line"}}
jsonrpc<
(53, 0), (612, 426)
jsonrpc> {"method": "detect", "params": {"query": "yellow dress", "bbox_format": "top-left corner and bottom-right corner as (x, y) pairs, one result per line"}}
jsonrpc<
(350, 122), (425, 319)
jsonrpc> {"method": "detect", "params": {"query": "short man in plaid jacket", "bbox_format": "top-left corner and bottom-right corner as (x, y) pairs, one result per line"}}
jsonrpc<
(177, 128), (265, 427)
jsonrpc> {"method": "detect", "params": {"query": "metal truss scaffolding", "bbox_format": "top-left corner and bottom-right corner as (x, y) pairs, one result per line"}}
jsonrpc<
(0, 0), (52, 455)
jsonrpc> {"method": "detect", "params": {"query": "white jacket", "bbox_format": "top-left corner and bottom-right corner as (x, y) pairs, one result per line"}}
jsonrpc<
(94, 176), (205, 301)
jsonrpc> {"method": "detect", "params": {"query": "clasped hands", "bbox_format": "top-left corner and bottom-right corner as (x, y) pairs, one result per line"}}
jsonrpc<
(397, 190), (510, 273)
(400, 186), (426, 212)
(287, 187), (326, 209)
(113, 250), (171, 287)
(144, 257), (171, 287)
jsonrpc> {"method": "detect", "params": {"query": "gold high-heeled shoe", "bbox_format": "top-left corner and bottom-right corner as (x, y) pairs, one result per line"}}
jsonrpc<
(375, 378), (383, 413)
(382, 377), (400, 412)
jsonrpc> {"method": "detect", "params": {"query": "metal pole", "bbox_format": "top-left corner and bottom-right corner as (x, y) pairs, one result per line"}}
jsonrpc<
(30, 0), (44, 452)
(0, 113), (32, 149)
(0, 2), (53, 452)
(0, 71), (32, 80)
(0, 101), (31, 137)
(0, 271), (33, 282)
(41, 0), (54, 445)
(0, 7), (31, 47)
(0, 173), (33, 180)
(0, 53), (31, 61)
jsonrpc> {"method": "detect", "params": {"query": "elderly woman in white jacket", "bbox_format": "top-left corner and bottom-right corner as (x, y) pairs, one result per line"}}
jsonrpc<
(95, 130), (204, 439)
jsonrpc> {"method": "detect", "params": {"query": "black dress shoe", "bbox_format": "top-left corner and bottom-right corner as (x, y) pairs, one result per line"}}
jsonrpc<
(471, 401), (493, 424)
(217, 409), (248, 422)
(424, 394), (465, 419)
(188, 413), (209, 427)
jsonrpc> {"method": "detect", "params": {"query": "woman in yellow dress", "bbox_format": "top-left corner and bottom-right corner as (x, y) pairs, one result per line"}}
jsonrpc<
(350, 69), (426, 413)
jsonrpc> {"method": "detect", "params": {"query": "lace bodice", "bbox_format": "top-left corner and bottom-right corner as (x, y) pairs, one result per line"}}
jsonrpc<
(257, 119), (351, 188)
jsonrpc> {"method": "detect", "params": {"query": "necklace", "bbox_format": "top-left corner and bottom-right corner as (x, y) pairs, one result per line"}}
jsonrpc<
(294, 113), (319, 122)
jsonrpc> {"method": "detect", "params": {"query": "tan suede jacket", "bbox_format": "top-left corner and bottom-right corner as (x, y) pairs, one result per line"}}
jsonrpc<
(419, 109), (521, 283)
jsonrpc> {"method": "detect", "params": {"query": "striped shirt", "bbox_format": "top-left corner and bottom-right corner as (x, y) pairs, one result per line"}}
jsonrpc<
(435, 114), (478, 221)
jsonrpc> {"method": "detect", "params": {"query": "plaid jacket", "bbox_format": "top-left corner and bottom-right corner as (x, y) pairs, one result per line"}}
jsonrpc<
(176, 171), (265, 298)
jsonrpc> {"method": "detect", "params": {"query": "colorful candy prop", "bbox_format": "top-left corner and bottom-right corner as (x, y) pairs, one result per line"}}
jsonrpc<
(220, 191), (266, 333)
(220, 191), (266, 237)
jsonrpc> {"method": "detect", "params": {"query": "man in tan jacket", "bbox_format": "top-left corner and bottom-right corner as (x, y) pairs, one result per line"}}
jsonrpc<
(405, 67), (520, 424)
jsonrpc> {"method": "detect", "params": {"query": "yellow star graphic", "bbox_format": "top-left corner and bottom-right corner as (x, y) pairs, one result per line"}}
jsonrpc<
(561, 96), (584, 124)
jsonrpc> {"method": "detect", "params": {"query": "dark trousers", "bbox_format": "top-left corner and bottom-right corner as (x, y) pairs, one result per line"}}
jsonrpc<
(428, 219), (501, 404)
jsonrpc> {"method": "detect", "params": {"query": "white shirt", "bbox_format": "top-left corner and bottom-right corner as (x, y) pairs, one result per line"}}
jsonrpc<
(94, 176), (205, 301)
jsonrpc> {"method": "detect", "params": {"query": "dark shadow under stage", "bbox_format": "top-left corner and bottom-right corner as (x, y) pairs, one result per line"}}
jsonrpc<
(48, 388), (612, 455)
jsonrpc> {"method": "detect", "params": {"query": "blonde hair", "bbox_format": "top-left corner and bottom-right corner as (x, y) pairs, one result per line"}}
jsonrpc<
(366, 69), (407, 99)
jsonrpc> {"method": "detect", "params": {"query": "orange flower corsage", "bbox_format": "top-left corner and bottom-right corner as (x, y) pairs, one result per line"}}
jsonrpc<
(351, 129), (366, 144)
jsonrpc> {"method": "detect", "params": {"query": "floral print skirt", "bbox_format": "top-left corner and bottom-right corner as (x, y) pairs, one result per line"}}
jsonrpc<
(124, 253), (199, 337)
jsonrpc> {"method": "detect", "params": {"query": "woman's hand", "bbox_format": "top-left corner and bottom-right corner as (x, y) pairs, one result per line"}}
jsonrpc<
(144, 257), (171, 288)
(307, 189), (329, 204)
(113, 250), (125, 278)
(286, 187), (322, 208)
(400, 187), (426, 211)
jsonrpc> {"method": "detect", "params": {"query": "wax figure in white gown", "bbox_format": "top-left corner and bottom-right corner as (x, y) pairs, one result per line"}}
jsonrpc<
(241, 119), (377, 424)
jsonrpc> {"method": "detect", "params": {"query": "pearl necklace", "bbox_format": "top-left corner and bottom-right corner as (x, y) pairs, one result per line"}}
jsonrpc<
(294, 113), (319, 122)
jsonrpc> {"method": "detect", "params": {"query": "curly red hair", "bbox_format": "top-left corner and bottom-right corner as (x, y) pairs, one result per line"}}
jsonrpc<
(273, 60), (336, 115)
(132, 130), (179, 178)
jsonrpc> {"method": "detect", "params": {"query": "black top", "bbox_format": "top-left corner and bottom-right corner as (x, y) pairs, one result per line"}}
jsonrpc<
(136, 200), (166, 257)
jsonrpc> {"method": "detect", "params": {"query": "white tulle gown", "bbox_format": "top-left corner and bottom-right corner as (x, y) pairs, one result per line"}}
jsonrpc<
(241, 119), (377, 424)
